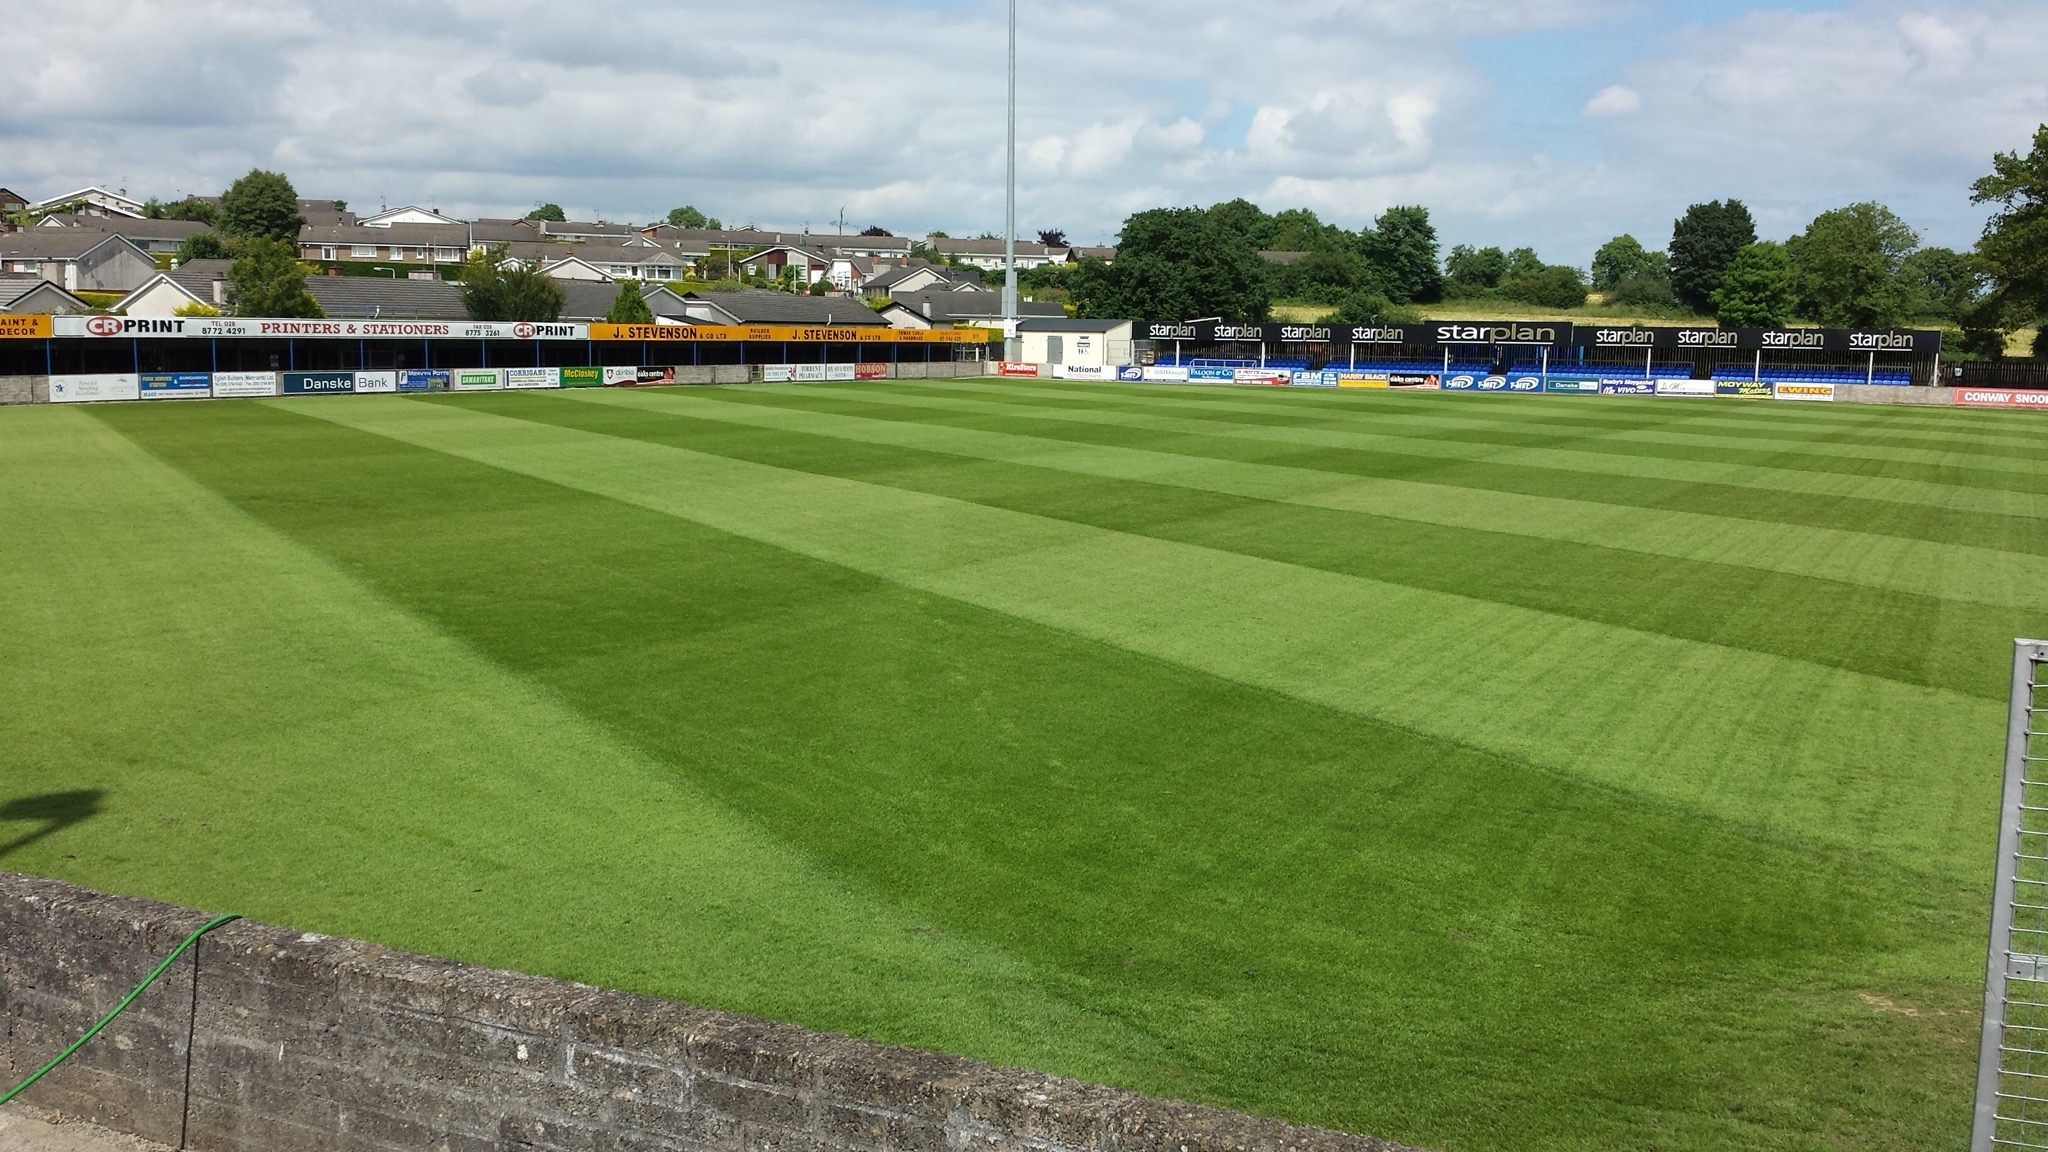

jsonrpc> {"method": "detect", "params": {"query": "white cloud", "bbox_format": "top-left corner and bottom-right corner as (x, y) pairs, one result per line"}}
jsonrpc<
(1584, 85), (1641, 116)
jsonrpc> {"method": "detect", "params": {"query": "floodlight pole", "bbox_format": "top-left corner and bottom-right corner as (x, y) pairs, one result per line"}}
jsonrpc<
(1002, 0), (1020, 362)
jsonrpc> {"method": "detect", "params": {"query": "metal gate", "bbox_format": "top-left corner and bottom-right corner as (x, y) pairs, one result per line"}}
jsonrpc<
(1974, 639), (2048, 1150)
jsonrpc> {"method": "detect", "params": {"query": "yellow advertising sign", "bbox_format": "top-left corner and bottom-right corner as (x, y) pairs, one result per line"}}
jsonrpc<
(0, 314), (53, 339)
(1336, 373), (1391, 388)
(587, 323), (991, 343)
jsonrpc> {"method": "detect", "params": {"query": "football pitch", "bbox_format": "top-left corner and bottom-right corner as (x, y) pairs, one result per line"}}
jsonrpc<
(5, 379), (2046, 1151)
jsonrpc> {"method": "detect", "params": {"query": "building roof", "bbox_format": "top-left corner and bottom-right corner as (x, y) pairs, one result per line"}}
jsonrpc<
(468, 220), (546, 244)
(893, 288), (1064, 322)
(1016, 316), (1132, 333)
(27, 186), (145, 217)
(507, 241), (690, 271)
(38, 214), (215, 242)
(556, 280), (692, 322)
(0, 231), (150, 260)
(538, 220), (641, 241)
(0, 188), (28, 211)
(682, 290), (888, 327)
(303, 275), (468, 319)
(1070, 246), (1116, 262)
(0, 275), (93, 312)
(357, 205), (464, 227)
(300, 222), (471, 247)
(927, 237), (1060, 258)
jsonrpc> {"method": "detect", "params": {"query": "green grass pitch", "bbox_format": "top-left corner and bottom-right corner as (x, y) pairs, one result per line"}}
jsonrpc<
(5, 379), (2045, 1150)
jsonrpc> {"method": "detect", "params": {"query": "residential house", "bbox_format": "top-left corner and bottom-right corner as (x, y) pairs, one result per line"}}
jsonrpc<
(511, 242), (689, 283)
(863, 263), (979, 300)
(925, 237), (1065, 271)
(556, 280), (692, 322)
(26, 186), (145, 219)
(679, 290), (887, 327)
(36, 213), (216, 256)
(300, 223), (471, 266)
(304, 275), (468, 320)
(735, 244), (835, 285)
(1069, 246), (1116, 263)
(112, 259), (235, 316)
(357, 205), (465, 228)
(0, 231), (156, 291)
(0, 275), (93, 314)
(877, 288), (1063, 330)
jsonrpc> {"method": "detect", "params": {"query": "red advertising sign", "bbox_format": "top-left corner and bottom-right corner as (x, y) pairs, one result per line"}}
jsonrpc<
(996, 362), (1041, 377)
(854, 362), (889, 379)
(1955, 388), (2048, 410)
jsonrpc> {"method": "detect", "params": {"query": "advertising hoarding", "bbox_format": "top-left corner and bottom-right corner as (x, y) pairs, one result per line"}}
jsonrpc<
(634, 367), (677, 385)
(1141, 365), (1190, 382)
(603, 367), (640, 386)
(210, 371), (278, 398)
(1655, 379), (1716, 397)
(761, 364), (796, 382)
(1507, 376), (1543, 392)
(794, 364), (828, 382)
(825, 363), (857, 381)
(1051, 365), (1118, 379)
(1232, 368), (1292, 386)
(1291, 370), (1339, 387)
(280, 371), (356, 395)
(559, 367), (603, 388)
(1441, 373), (1481, 391)
(1955, 389), (2048, 410)
(399, 370), (450, 392)
(0, 314), (52, 339)
(49, 374), (140, 403)
(502, 367), (559, 390)
(1598, 379), (1656, 395)
(139, 372), (212, 400)
(1717, 379), (1774, 398)
(1543, 378), (1600, 394)
(1773, 383), (1836, 401)
(451, 369), (504, 391)
(854, 363), (889, 380)
(353, 371), (398, 394)
(996, 362), (1041, 377)
(1336, 373), (1390, 388)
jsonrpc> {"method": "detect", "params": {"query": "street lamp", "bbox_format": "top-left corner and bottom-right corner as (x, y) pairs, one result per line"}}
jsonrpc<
(1001, 0), (1019, 363)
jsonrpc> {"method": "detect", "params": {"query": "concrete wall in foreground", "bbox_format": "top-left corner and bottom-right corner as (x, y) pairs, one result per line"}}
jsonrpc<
(0, 375), (49, 404)
(0, 873), (1417, 1152)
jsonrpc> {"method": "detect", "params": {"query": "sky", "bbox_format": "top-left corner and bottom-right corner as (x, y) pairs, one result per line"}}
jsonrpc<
(2, 0), (2044, 264)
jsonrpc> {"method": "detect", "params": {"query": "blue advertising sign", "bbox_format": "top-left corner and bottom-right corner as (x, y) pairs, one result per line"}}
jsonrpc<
(1292, 370), (1338, 387)
(399, 370), (450, 392)
(1187, 365), (1235, 381)
(1598, 378), (1656, 395)
(1441, 373), (1481, 391)
(1118, 366), (1145, 381)
(280, 371), (356, 395)
(139, 371), (211, 399)
(1477, 375), (1511, 391)
(1507, 376), (1543, 392)
(1543, 378), (1600, 394)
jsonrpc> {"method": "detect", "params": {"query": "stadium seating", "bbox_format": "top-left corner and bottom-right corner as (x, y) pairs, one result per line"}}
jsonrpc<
(1711, 364), (1913, 385)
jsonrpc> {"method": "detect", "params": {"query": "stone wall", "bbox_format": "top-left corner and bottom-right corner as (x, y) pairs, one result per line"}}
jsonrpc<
(0, 375), (49, 404)
(0, 873), (1417, 1152)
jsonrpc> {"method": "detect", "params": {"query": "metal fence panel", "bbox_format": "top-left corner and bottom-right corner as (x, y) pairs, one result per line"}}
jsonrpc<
(1975, 639), (2048, 1151)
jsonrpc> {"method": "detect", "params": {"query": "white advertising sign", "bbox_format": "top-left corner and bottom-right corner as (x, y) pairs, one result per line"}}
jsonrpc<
(49, 374), (141, 403)
(761, 364), (796, 382)
(824, 363), (856, 381)
(1051, 364), (1118, 379)
(209, 371), (278, 397)
(1654, 378), (1716, 397)
(53, 316), (591, 340)
(602, 366), (640, 386)
(794, 363), (828, 382)
(1141, 366), (1190, 382)
(451, 369), (504, 391)
(352, 371), (398, 394)
(502, 367), (560, 390)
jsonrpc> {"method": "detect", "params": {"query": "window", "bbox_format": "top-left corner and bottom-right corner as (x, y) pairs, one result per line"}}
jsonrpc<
(351, 244), (376, 257)
(14, 261), (38, 273)
(321, 246), (336, 261)
(434, 248), (460, 261)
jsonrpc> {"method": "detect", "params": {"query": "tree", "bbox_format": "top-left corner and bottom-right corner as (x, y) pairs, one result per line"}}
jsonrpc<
(1206, 198), (1276, 248)
(1067, 207), (1269, 321)
(1499, 262), (1588, 309)
(229, 236), (322, 317)
(176, 231), (234, 264)
(145, 196), (218, 225)
(526, 203), (567, 222)
(667, 205), (722, 228)
(1900, 247), (1987, 322)
(1668, 200), (1757, 311)
(604, 280), (655, 323)
(1787, 202), (1918, 327)
(218, 169), (305, 242)
(1037, 229), (1067, 248)
(1591, 235), (1673, 306)
(1445, 245), (1507, 293)
(1972, 124), (2048, 323)
(1709, 241), (1796, 326)
(459, 250), (566, 321)
(1359, 205), (1443, 304)
(859, 225), (893, 237)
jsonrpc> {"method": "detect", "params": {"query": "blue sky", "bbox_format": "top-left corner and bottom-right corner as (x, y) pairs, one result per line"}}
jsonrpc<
(2, 0), (2042, 264)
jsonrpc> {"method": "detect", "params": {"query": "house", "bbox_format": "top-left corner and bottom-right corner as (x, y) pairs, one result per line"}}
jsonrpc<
(357, 205), (464, 228)
(679, 290), (888, 327)
(1015, 317), (1133, 367)
(514, 242), (689, 283)
(303, 275), (468, 320)
(536, 219), (642, 242)
(864, 263), (978, 299)
(1069, 246), (1116, 263)
(36, 213), (216, 255)
(925, 237), (1065, 271)
(112, 259), (235, 316)
(301, 223), (471, 266)
(468, 219), (546, 246)
(736, 244), (834, 284)
(817, 234), (915, 261)
(26, 186), (145, 219)
(0, 188), (27, 215)
(877, 288), (1064, 330)
(0, 275), (93, 314)
(556, 280), (693, 322)
(0, 231), (156, 291)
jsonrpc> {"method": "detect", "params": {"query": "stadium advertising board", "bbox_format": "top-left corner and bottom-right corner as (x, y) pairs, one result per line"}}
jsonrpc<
(1774, 382), (1836, 401)
(502, 367), (559, 390)
(1477, 376), (1511, 392)
(996, 362), (1041, 377)
(1599, 378), (1656, 395)
(1291, 370), (1339, 387)
(1052, 365), (1119, 379)
(1233, 368), (1292, 386)
(634, 367), (677, 385)
(826, 363), (856, 381)
(280, 371), (356, 395)
(1118, 366), (1145, 381)
(1187, 366), (1236, 381)
(399, 370), (449, 392)
(138, 372), (212, 400)
(1655, 379), (1716, 397)
(1433, 320), (1573, 347)
(1441, 373), (1481, 391)
(560, 367), (603, 388)
(1717, 379), (1774, 398)
(854, 363), (888, 379)
(1142, 366), (1190, 382)
(1544, 378), (1600, 394)
(1955, 388), (2048, 410)
(588, 323), (985, 343)
(0, 314), (53, 338)
(1506, 375), (1543, 392)
(602, 367), (640, 386)
(353, 371), (398, 394)
(761, 364), (796, 382)
(1337, 373), (1390, 388)
(53, 316), (590, 340)
(794, 364), (828, 382)
(210, 371), (278, 397)
(1387, 373), (1438, 389)
(451, 369), (503, 391)
(49, 373), (140, 403)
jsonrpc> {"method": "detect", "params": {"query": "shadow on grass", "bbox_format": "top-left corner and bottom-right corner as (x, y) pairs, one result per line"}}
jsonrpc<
(0, 789), (106, 861)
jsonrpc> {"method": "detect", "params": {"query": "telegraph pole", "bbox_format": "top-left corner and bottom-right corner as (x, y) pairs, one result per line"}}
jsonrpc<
(1002, 0), (1019, 361)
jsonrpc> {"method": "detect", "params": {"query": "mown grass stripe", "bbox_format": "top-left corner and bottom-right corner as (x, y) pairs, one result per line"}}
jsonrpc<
(589, 385), (2045, 615)
(803, 381), (2048, 523)
(886, 379), (2048, 491)
(283, 395), (2003, 882)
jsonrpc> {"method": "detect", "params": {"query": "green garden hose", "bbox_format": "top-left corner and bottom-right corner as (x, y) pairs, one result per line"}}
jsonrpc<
(0, 913), (240, 1107)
